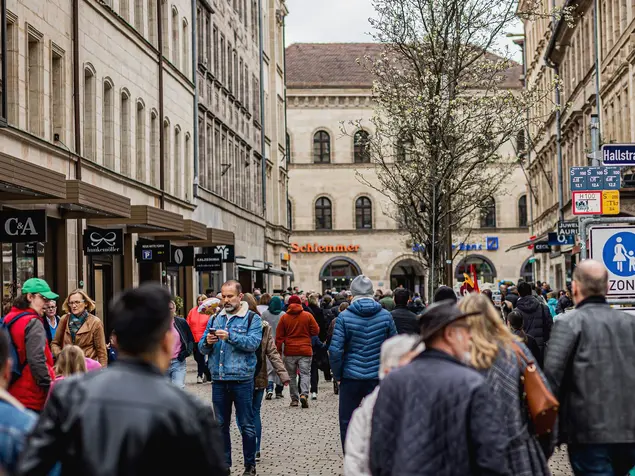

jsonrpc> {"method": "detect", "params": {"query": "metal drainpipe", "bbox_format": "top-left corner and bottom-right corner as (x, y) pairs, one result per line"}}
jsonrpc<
(157, 0), (166, 209)
(258, 0), (267, 288)
(73, 0), (84, 287)
(191, 0), (198, 199)
(593, 0), (602, 133)
(282, 10), (289, 289)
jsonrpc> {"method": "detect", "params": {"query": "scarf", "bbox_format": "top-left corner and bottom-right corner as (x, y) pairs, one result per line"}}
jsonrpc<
(69, 310), (89, 342)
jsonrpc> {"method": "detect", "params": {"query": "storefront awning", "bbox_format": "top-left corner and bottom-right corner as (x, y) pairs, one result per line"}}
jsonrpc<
(188, 227), (235, 246)
(3, 179), (131, 218)
(140, 219), (207, 240)
(89, 205), (183, 232)
(266, 267), (292, 276)
(0, 152), (66, 200)
(505, 233), (549, 252)
(237, 264), (265, 271)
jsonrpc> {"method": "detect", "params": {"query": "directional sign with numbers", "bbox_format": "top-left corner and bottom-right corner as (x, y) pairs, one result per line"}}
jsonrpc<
(602, 190), (620, 215)
(569, 166), (621, 191)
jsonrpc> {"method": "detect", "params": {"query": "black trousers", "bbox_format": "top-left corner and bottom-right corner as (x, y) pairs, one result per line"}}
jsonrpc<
(193, 345), (211, 380)
(310, 355), (332, 393)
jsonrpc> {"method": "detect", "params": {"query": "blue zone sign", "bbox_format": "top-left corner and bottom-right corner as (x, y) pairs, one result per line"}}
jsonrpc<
(590, 226), (635, 297)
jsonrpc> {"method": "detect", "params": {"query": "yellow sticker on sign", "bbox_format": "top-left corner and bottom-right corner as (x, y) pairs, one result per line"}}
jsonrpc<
(602, 190), (620, 215)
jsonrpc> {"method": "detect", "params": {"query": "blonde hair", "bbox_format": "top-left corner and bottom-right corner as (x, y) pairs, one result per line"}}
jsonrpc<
(62, 289), (96, 314)
(458, 293), (515, 369)
(55, 345), (87, 377)
(197, 294), (207, 303)
(242, 293), (261, 316)
(308, 293), (319, 307)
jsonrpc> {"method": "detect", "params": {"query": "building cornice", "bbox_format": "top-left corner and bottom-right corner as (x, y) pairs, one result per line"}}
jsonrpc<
(287, 94), (373, 109)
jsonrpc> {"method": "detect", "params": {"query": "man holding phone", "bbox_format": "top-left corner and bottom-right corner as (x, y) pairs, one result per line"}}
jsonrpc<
(199, 280), (263, 476)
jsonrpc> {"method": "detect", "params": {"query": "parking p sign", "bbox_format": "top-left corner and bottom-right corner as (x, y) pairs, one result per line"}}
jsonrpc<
(590, 226), (635, 297)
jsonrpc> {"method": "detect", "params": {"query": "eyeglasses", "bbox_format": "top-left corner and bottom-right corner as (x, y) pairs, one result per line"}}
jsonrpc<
(68, 301), (85, 306)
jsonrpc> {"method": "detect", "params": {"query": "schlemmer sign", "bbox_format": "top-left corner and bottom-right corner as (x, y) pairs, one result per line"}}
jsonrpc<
(291, 243), (359, 253)
(0, 210), (47, 243)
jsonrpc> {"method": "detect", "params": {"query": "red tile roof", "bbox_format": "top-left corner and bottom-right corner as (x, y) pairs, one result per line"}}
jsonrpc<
(285, 43), (523, 90)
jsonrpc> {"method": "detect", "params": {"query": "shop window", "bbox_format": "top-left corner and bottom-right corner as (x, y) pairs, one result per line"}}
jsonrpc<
(120, 91), (131, 176)
(103, 79), (115, 169)
(315, 197), (332, 230)
(136, 100), (146, 181)
(355, 197), (372, 229)
(353, 130), (370, 163)
(518, 194), (528, 227)
(480, 197), (496, 228)
(313, 130), (331, 163)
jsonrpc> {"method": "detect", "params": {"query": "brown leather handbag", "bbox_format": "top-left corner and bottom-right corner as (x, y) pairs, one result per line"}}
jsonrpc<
(512, 342), (559, 436)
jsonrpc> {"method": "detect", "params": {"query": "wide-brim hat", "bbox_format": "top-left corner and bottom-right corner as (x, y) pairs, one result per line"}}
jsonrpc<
(418, 300), (478, 341)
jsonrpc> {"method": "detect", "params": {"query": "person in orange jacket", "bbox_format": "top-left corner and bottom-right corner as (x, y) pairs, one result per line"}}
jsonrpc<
(275, 295), (319, 408)
(187, 294), (213, 383)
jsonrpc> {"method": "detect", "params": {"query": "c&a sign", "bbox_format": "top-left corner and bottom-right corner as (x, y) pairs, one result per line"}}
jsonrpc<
(0, 210), (47, 243)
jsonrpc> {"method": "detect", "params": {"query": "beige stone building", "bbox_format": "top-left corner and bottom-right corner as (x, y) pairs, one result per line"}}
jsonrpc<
(521, 0), (635, 289)
(193, 0), (290, 294)
(0, 0), (289, 329)
(286, 43), (533, 297)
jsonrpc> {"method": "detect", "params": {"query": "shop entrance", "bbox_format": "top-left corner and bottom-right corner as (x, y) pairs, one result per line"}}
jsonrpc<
(319, 257), (361, 293)
(389, 259), (426, 294)
(454, 255), (498, 284)
(90, 257), (113, 324)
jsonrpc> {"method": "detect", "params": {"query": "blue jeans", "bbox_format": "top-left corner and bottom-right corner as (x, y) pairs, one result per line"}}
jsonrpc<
(168, 359), (186, 389)
(338, 378), (379, 450)
(212, 380), (257, 468)
(236, 388), (265, 454)
(569, 443), (635, 476)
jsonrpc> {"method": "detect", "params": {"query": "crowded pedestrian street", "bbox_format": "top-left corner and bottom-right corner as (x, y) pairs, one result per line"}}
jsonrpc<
(184, 361), (574, 476)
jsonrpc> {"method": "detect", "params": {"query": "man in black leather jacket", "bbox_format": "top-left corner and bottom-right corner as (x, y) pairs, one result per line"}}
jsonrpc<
(391, 289), (418, 334)
(545, 260), (635, 475)
(16, 283), (227, 476)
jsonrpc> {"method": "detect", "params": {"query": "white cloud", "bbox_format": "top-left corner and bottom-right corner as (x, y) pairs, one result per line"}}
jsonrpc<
(285, 0), (376, 45)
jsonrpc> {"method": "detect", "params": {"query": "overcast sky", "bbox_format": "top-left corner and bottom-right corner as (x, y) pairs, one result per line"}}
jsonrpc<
(284, 0), (523, 61)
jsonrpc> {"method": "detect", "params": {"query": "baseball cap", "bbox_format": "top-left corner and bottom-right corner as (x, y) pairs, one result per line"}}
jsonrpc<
(21, 278), (59, 300)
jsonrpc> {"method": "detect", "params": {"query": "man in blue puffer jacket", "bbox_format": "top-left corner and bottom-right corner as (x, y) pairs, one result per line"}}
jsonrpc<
(329, 275), (397, 449)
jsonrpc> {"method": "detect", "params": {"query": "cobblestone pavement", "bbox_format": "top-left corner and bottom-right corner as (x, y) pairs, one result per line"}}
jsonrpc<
(185, 362), (572, 475)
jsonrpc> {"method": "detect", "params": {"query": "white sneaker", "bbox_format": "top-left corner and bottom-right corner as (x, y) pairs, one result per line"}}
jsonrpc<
(196, 376), (203, 384)
(311, 392), (317, 400)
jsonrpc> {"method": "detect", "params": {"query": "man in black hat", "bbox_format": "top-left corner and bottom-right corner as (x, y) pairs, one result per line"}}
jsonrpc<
(369, 300), (510, 476)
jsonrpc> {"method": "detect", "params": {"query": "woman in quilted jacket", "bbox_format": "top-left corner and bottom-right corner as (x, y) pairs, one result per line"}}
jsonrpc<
(458, 293), (551, 476)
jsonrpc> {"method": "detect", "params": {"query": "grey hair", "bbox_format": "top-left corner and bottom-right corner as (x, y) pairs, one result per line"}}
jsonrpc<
(379, 335), (423, 380)
(383, 289), (393, 297)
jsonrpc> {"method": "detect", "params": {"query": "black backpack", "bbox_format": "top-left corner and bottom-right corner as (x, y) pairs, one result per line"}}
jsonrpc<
(0, 312), (31, 384)
(210, 311), (263, 377)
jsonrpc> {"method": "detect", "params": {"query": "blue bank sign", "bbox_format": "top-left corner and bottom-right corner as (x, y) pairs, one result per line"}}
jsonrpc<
(602, 144), (635, 166)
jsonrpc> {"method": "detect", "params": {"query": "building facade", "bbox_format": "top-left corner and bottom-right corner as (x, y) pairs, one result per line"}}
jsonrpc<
(521, 0), (635, 290)
(194, 0), (290, 294)
(286, 43), (532, 298)
(0, 0), (289, 330)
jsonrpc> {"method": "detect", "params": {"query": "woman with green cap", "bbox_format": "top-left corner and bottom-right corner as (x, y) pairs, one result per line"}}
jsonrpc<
(262, 296), (285, 399)
(3, 278), (57, 411)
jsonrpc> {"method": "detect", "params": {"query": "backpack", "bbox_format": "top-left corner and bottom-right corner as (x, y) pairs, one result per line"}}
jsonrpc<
(209, 311), (263, 378)
(0, 312), (32, 384)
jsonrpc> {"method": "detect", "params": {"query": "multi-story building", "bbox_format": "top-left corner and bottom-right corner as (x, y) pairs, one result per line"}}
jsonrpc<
(521, 0), (635, 289)
(286, 43), (532, 297)
(193, 0), (290, 294)
(0, 0), (289, 330)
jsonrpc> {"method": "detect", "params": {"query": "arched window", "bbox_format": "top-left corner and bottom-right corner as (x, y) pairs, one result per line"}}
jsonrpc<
(353, 130), (370, 163)
(315, 197), (332, 230)
(455, 255), (497, 284)
(518, 194), (528, 227)
(480, 197), (496, 228)
(83, 66), (96, 161)
(396, 133), (413, 162)
(287, 199), (292, 230)
(313, 130), (330, 163)
(355, 196), (372, 229)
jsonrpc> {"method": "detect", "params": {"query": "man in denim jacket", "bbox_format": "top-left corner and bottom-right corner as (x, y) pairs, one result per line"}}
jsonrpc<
(199, 280), (263, 476)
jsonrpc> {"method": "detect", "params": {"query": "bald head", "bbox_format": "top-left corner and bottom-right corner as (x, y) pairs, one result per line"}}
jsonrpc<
(572, 260), (608, 301)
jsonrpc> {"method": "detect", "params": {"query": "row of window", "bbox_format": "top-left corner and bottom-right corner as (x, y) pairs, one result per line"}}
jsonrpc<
(311, 130), (370, 164)
(83, 66), (191, 199)
(480, 195), (528, 228)
(307, 196), (373, 230)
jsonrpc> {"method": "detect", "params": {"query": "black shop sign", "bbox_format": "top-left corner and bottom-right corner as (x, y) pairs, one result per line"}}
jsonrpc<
(83, 228), (124, 255)
(170, 246), (194, 267)
(534, 241), (551, 253)
(135, 240), (171, 263)
(195, 254), (222, 271)
(0, 210), (47, 243)
(212, 245), (235, 263)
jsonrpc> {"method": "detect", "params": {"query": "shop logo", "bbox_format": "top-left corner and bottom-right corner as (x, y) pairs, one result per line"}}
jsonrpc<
(0, 210), (47, 243)
(83, 228), (123, 256)
(213, 245), (235, 263)
(90, 231), (117, 247)
(215, 246), (230, 260)
(174, 248), (184, 264)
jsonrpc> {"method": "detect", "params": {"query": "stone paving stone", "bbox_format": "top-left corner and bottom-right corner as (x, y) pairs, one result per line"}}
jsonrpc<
(184, 361), (572, 475)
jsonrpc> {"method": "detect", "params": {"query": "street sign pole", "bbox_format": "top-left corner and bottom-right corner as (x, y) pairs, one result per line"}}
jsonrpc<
(591, 114), (600, 166)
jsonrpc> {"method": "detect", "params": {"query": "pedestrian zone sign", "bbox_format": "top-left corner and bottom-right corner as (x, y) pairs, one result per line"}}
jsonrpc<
(590, 226), (635, 297)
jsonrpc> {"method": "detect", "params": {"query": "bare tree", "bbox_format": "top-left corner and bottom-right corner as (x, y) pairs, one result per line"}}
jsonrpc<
(347, 0), (557, 296)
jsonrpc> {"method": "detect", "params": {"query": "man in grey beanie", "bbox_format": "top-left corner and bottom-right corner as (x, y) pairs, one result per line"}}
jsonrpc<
(329, 275), (397, 449)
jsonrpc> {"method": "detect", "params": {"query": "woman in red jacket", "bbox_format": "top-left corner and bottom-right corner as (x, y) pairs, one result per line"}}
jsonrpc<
(187, 294), (212, 383)
(4, 278), (57, 412)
